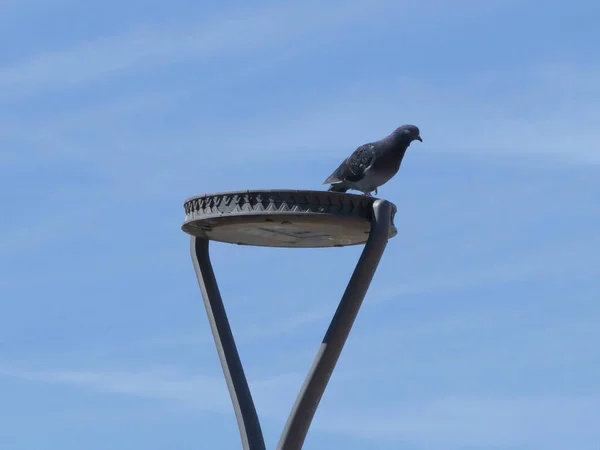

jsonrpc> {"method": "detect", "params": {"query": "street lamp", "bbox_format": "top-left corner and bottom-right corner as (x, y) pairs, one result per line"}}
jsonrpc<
(182, 189), (397, 450)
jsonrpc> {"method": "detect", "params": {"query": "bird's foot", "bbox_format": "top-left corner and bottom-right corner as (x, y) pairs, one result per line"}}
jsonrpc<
(374, 188), (378, 196)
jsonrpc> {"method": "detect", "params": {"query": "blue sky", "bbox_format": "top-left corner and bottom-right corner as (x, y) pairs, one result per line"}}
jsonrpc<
(1, 0), (599, 448)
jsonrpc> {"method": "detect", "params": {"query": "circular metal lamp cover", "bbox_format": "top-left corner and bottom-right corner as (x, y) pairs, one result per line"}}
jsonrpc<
(182, 190), (398, 248)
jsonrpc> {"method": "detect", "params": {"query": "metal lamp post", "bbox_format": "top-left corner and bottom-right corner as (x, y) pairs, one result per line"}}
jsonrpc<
(182, 190), (397, 450)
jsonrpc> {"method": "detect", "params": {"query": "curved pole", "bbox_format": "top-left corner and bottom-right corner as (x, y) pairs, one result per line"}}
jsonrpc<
(277, 199), (394, 450)
(190, 237), (266, 450)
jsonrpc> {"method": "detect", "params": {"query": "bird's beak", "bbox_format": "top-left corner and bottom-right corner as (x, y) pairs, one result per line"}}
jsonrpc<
(416, 136), (423, 142)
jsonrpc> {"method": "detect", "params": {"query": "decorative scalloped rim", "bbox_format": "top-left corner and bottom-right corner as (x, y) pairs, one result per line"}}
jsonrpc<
(183, 190), (396, 223)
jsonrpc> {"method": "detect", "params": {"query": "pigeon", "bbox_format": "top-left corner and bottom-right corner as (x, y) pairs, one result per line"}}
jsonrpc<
(323, 124), (422, 196)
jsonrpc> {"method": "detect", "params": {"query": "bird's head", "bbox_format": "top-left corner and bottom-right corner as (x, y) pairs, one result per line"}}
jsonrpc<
(392, 124), (423, 145)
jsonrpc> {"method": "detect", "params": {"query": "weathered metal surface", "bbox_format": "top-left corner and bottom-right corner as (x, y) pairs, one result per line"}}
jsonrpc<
(182, 190), (397, 248)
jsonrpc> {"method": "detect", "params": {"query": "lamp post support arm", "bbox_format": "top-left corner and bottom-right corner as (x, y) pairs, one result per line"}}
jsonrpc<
(276, 199), (394, 450)
(190, 237), (266, 450)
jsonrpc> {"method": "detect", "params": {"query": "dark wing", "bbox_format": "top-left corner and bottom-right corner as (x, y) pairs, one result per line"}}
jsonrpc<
(323, 144), (375, 184)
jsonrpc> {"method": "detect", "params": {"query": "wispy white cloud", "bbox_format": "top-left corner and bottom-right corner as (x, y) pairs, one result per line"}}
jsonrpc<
(0, 366), (231, 412)
(3, 365), (597, 448)
(224, 65), (600, 164)
(0, 365), (321, 420)
(345, 305), (600, 379)
(0, 0), (521, 97)
(0, 0), (405, 95)
(317, 395), (600, 448)
(75, 227), (599, 359)
(29, 64), (600, 171)
(0, 366), (308, 415)
(373, 230), (600, 302)
(6, 61), (600, 191)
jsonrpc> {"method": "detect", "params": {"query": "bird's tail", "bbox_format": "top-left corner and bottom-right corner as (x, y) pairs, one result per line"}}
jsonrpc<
(327, 184), (348, 193)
